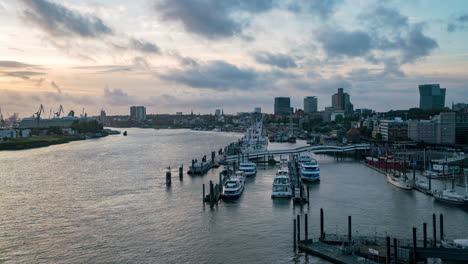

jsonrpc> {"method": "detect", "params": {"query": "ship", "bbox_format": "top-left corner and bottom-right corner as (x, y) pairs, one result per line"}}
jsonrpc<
(240, 120), (268, 154)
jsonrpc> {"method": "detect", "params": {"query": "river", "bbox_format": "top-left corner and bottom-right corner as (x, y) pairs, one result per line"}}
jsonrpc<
(0, 128), (467, 263)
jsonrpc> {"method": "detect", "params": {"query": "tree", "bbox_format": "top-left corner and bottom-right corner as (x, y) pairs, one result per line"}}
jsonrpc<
(334, 114), (344, 123)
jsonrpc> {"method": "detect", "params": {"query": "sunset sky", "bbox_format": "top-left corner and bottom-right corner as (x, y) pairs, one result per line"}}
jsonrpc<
(1, 0), (467, 117)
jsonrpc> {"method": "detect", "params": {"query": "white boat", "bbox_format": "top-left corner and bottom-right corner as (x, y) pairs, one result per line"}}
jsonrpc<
(222, 175), (245, 199)
(231, 171), (246, 184)
(239, 162), (257, 177)
(240, 120), (268, 154)
(271, 173), (292, 198)
(300, 159), (320, 182)
(298, 153), (314, 164)
(415, 180), (429, 190)
(386, 170), (414, 190)
(433, 189), (467, 205)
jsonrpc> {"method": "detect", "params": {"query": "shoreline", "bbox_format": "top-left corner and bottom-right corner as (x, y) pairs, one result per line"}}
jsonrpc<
(0, 134), (107, 151)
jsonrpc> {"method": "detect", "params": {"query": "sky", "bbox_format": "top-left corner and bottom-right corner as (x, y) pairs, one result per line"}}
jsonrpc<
(0, 0), (467, 117)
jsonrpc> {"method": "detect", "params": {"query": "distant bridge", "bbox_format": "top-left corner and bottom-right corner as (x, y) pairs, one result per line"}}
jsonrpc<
(223, 144), (370, 162)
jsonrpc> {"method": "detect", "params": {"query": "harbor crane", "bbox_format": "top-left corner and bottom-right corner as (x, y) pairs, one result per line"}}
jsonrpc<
(35, 104), (45, 119)
(0, 106), (5, 127)
(54, 105), (64, 118)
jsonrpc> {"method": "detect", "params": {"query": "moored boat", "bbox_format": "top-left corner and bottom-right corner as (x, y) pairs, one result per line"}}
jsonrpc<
(386, 170), (414, 190)
(239, 162), (257, 177)
(240, 119), (268, 154)
(432, 189), (467, 205)
(222, 174), (245, 199)
(271, 173), (292, 198)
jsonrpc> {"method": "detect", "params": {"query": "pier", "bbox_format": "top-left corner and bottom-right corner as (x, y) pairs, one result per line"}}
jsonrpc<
(293, 209), (468, 264)
(289, 156), (309, 204)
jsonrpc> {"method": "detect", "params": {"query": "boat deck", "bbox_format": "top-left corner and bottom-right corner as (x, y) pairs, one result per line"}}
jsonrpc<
(299, 240), (377, 264)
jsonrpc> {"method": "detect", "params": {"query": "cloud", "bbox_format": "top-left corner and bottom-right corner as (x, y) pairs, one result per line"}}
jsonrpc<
(129, 38), (160, 54)
(51, 81), (62, 94)
(0, 60), (36, 68)
(316, 28), (372, 57)
(20, 0), (114, 38)
(160, 60), (263, 91)
(1, 71), (45, 79)
(103, 86), (137, 105)
(292, 0), (343, 20)
(359, 6), (408, 29)
(399, 23), (438, 63)
(253, 52), (297, 68)
(154, 0), (275, 39)
(447, 14), (468, 32)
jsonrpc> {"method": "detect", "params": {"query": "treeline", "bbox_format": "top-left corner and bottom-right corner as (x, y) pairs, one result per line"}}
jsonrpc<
(71, 120), (103, 133)
(381, 107), (451, 120)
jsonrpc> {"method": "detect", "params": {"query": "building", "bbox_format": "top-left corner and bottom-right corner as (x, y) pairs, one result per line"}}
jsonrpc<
(274, 97), (291, 115)
(452, 102), (468, 111)
(419, 84), (446, 109)
(130, 106), (146, 121)
(407, 112), (456, 145)
(254, 107), (261, 113)
(304, 96), (318, 114)
(330, 110), (345, 121)
(379, 118), (408, 141)
(99, 109), (106, 125)
(332, 88), (353, 114)
(215, 109), (221, 116)
(455, 109), (468, 144)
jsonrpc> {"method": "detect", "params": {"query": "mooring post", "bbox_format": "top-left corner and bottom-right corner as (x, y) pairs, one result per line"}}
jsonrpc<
(320, 208), (324, 240)
(293, 219), (297, 249)
(432, 213), (437, 247)
(191, 159), (195, 173)
(211, 151), (215, 164)
(209, 180), (214, 204)
(393, 238), (398, 264)
(179, 165), (183, 181)
(412, 227), (417, 264)
(348, 215), (352, 242)
(307, 186), (310, 200)
(440, 214), (444, 242)
(219, 172), (222, 187)
(305, 213), (308, 241)
(413, 160), (416, 180)
(428, 174), (432, 191)
(166, 169), (171, 185)
(297, 215), (301, 243)
(386, 236), (391, 264)
(202, 184), (205, 202)
(423, 223), (427, 248)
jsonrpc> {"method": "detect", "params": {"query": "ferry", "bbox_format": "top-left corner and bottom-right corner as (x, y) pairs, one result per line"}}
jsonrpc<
(222, 172), (245, 199)
(239, 162), (257, 177)
(271, 171), (292, 198)
(386, 170), (414, 190)
(240, 120), (268, 154)
(299, 160), (320, 182)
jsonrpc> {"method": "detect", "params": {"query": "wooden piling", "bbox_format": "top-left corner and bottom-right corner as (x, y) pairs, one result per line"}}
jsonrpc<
(348, 215), (352, 242)
(386, 236), (391, 264)
(305, 213), (308, 241)
(432, 213), (437, 247)
(179, 165), (183, 180)
(293, 219), (296, 249)
(423, 222), (427, 248)
(203, 184), (205, 202)
(393, 238), (398, 264)
(412, 227), (417, 263)
(320, 208), (324, 240)
(440, 214), (444, 242)
(297, 215), (301, 242)
(209, 181), (214, 204)
(166, 170), (171, 185)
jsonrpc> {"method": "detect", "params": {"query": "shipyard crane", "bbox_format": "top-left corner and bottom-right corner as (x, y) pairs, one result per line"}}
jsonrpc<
(54, 105), (64, 118)
(35, 104), (45, 119)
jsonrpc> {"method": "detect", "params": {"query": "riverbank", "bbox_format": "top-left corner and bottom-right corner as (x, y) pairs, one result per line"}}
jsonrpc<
(0, 134), (106, 151)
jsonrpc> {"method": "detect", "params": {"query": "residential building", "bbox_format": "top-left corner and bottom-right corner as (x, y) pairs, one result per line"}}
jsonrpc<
(455, 109), (468, 144)
(379, 118), (408, 141)
(407, 112), (456, 145)
(437, 112), (456, 144)
(304, 96), (318, 114)
(274, 97), (291, 115)
(130, 106), (146, 121)
(452, 102), (468, 111)
(419, 84), (446, 109)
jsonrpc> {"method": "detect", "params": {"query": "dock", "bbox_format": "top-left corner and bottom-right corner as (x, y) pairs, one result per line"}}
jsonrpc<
(289, 156), (309, 204)
(292, 209), (468, 264)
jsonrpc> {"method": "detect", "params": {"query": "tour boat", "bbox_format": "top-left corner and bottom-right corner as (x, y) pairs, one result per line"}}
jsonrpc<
(222, 175), (245, 199)
(271, 173), (292, 198)
(240, 120), (268, 154)
(298, 153), (314, 164)
(239, 162), (257, 177)
(386, 170), (414, 190)
(300, 159), (320, 182)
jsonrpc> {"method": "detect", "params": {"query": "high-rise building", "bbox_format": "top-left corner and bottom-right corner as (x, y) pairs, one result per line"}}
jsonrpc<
(304, 96), (318, 113)
(455, 109), (468, 144)
(254, 107), (261, 113)
(274, 97), (291, 115)
(332, 88), (353, 114)
(419, 84), (446, 109)
(99, 109), (106, 125)
(215, 109), (221, 116)
(130, 106), (146, 121)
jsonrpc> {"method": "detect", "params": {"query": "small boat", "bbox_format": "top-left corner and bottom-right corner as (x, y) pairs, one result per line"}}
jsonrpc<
(433, 189), (467, 205)
(300, 160), (320, 182)
(123, 131), (127, 136)
(239, 162), (257, 177)
(222, 175), (245, 199)
(415, 180), (429, 190)
(271, 172), (292, 198)
(386, 170), (414, 190)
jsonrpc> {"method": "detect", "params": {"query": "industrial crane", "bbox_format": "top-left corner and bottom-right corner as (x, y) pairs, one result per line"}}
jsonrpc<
(54, 105), (64, 118)
(35, 104), (45, 119)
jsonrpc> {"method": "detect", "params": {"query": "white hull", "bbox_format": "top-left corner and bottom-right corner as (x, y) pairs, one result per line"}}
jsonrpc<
(241, 144), (268, 154)
(387, 174), (414, 190)
(271, 191), (292, 198)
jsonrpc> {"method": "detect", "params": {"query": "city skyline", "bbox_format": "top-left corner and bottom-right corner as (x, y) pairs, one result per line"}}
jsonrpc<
(1, 0), (468, 117)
